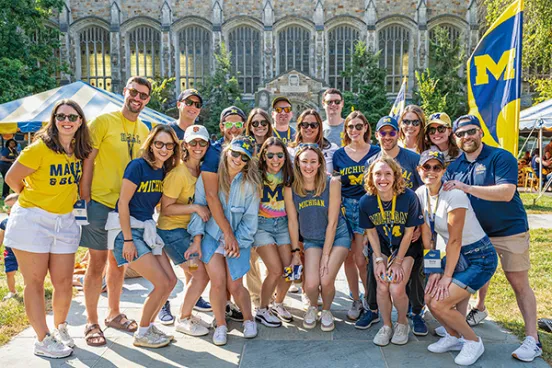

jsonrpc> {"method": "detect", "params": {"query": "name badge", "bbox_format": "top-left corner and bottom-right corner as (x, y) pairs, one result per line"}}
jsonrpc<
(73, 199), (89, 225)
(423, 249), (444, 274)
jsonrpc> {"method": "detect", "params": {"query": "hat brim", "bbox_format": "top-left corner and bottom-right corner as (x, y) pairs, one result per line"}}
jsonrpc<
(426, 119), (451, 129)
(377, 123), (399, 131)
(419, 156), (445, 166)
(184, 134), (209, 143)
(230, 146), (252, 159)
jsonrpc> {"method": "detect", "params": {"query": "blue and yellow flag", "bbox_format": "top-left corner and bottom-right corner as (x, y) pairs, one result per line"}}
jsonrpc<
(390, 77), (407, 120)
(467, 0), (523, 155)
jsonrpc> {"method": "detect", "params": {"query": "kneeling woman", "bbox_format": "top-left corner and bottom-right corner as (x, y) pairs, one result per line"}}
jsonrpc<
(359, 157), (424, 347)
(109, 125), (180, 349)
(416, 150), (497, 366)
(187, 137), (261, 346)
(284, 145), (351, 332)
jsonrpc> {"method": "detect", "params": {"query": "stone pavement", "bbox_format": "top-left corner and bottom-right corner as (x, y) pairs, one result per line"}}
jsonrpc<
(0, 264), (549, 368)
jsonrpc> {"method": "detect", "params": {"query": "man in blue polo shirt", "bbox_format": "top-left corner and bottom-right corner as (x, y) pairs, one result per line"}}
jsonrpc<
(168, 89), (203, 143)
(444, 115), (541, 362)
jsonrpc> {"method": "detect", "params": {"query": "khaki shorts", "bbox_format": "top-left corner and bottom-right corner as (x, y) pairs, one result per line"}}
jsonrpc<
(490, 231), (530, 272)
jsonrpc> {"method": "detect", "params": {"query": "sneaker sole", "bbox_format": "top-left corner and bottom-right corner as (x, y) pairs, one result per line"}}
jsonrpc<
(303, 321), (316, 329)
(243, 333), (258, 339)
(355, 317), (380, 330)
(213, 339), (227, 346)
(321, 323), (335, 332)
(413, 329), (429, 336)
(133, 340), (171, 348)
(34, 350), (73, 359)
(512, 352), (542, 362)
(159, 319), (175, 326)
(193, 306), (213, 312)
(428, 344), (463, 353)
(175, 328), (209, 337)
(255, 315), (282, 328)
(270, 308), (294, 323)
(373, 340), (391, 347)
(347, 313), (361, 321)
(391, 339), (409, 345)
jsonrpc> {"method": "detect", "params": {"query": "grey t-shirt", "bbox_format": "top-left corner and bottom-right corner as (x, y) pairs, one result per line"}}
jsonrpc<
(292, 177), (331, 242)
(323, 120), (344, 147)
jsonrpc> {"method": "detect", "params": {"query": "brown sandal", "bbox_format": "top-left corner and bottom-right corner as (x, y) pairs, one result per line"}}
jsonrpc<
(84, 324), (107, 346)
(105, 313), (138, 332)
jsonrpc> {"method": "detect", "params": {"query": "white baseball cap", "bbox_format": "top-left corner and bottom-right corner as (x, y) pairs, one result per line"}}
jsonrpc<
(184, 125), (209, 143)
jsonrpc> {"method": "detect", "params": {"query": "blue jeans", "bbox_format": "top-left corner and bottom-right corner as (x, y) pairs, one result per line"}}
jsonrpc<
(342, 197), (363, 235)
(157, 227), (192, 266)
(452, 237), (498, 294)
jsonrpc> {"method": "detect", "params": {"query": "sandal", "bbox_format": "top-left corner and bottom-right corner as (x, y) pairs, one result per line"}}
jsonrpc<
(84, 323), (107, 346)
(105, 313), (138, 332)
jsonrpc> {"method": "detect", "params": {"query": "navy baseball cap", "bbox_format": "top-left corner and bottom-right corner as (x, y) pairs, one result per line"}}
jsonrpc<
(272, 96), (292, 108)
(230, 136), (255, 159)
(177, 88), (203, 104)
(452, 114), (481, 132)
(419, 149), (445, 166)
(220, 106), (246, 122)
(376, 116), (399, 132)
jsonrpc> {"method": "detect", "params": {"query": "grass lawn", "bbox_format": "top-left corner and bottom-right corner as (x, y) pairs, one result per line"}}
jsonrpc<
(485, 228), (552, 364)
(520, 192), (552, 214)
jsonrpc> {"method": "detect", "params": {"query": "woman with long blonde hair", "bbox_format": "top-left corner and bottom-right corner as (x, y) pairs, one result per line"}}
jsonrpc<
(398, 105), (426, 153)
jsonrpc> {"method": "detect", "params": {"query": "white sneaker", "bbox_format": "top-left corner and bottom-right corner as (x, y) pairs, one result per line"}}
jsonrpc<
(2, 292), (16, 302)
(243, 320), (258, 339)
(303, 306), (318, 329)
(466, 307), (488, 326)
(53, 322), (75, 348)
(176, 316), (209, 337)
(512, 336), (543, 362)
(320, 310), (335, 332)
(434, 325), (446, 337)
(213, 325), (228, 346)
(133, 326), (171, 348)
(391, 323), (410, 345)
(428, 333), (464, 353)
(150, 324), (174, 341)
(288, 284), (299, 293)
(34, 334), (73, 358)
(271, 302), (293, 323)
(347, 300), (363, 321)
(255, 308), (282, 328)
(374, 325), (393, 346)
(454, 337), (484, 366)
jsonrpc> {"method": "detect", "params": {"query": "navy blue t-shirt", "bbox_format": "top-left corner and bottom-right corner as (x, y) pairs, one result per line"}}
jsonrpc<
(116, 158), (165, 222)
(444, 144), (528, 237)
(359, 188), (424, 249)
(168, 122), (186, 141)
(0, 218), (7, 230)
(1, 147), (16, 160)
(273, 126), (296, 145)
(200, 137), (224, 173)
(367, 147), (423, 191)
(333, 145), (381, 200)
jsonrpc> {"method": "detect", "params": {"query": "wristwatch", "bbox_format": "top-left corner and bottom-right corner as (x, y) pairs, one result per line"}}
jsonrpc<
(375, 257), (384, 264)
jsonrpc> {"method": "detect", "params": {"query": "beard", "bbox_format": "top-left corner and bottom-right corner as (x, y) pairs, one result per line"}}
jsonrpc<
(461, 139), (481, 153)
(126, 100), (143, 114)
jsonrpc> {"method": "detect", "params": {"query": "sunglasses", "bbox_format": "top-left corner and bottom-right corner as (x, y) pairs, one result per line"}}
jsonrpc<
(455, 128), (479, 138)
(402, 119), (421, 127)
(378, 130), (397, 137)
(251, 120), (268, 128)
(230, 150), (250, 162)
(325, 99), (342, 106)
(266, 152), (284, 159)
(55, 113), (80, 122)
(421, 164), (444, 173)
(126, 88), (149, 100)
(347, 123), (365, 131)
(182, 99), (202, 109)
(188, 139), (208, 147)
(298, 143), (320, 150)
(153, 141), (176, 150)
(299, 122), (320, 130)
(428, 126), (448, 135)
(224, 121), (244, 130)
(274, 106), (292, 114)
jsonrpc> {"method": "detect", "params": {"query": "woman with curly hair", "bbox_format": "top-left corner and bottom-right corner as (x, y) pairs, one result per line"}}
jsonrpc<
(398, 105), (426, 153)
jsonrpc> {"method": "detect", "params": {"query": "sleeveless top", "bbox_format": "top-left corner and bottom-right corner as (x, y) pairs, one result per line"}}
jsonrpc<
(292, 177), (332, 242)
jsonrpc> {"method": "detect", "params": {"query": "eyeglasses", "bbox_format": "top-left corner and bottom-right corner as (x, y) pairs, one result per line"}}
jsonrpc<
(298, 143), (320, 149)
(325, 99), (342, 106)
(274, 106), (292, 114)
(421, 164), (444, 172)
(224, 121), (244, 130)
(299, 122), (320, 130)
(187, 139), (208, 147)
(251, 120), (268, 128)
(428, 126), (448, 135)
(182, 99), (202, 109)
(402, 119), (421, 127)
(126, 88), (149, 100)
(378, 130), (397, 137)
(454, 128), (479, 138)
(266, 152), (285, 159)
(55, 113), (80, 122)
(153, 141), (176, 150)
(230, 150), (250, 162)
(347, 123), (365, 131)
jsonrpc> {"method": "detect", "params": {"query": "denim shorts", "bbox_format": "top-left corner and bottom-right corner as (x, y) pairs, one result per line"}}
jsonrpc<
(452, 237), (498, 294)
(342, 197), (363, 235)
(3, 247), (18, 273)
(253, 216), (291, 247)
(157, 227), (192, 266)
(303, 218), (351, 251)
(113, 228), (155, 267)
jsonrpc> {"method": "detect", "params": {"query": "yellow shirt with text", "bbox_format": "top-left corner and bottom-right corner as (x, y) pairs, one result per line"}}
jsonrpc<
(17, 139), (82, 214)
(89, 111), (150, 208)
(157, 164), (197, 230)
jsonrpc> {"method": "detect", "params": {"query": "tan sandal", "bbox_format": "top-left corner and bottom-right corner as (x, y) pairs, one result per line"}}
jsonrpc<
(84, 323), (107, 346)
(105, 313), (138, 332)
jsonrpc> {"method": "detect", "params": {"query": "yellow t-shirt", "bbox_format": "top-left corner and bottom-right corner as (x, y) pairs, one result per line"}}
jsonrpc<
(89, 111), (150, 208)
(157, 164), (197, 230)
(17, 139), (81, 214)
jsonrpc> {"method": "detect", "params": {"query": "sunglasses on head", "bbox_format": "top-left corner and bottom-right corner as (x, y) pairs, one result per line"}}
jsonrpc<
(188, 139), (208, 147)
(251, 120), (268, 128)
(182, 99), (202, 109)
(402, 119), (420, 127)
(421, 164), (444, 172)
(153, 141), (176, 150)
(230, 150), (250, 162)
(428, 126), (448, 135)
(126, 87), (149, 100)
(347, 123), (365, 131)
(224, 121), (244, 130)
(299, 122), (320, 130)
(266, 152), (284, 159)
(454, 128), (479, 138)
(378, 130), (397, 137)
(274, 106), (292, 114)
(325, 99), (342, 106)
(55, 113), (80, 122)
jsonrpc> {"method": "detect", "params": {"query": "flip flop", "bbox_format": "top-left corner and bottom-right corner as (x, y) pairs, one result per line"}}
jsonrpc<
(84, 323), (107, 346)
(105, 313), (138, 332)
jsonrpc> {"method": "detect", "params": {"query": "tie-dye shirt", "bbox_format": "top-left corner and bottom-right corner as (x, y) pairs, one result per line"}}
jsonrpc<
(259, 171), (286, 218)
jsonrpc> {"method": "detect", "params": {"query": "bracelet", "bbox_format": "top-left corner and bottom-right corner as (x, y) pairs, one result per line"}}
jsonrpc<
(123, 239), (133, 243)
(291, 248), (301, 253)
(375, 257), (384, 264)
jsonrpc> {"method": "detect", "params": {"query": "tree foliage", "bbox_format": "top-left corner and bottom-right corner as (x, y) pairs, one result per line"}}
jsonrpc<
(0, 0), (66, 103)
(147, 77), (178, 118)
(341, 41), (390, 132)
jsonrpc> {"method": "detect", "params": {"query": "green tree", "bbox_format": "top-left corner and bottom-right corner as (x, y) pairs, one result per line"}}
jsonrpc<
(415, 69), (448, 115)
(147, 77), (178, 118)
(196, 42), (249, 136)
(0, 0), (66, 103)
(341, 41), (391, 132)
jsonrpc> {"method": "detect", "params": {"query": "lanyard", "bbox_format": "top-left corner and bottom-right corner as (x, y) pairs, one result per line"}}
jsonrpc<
(274, 127), (290, 143)
(377, 194), (396, 247)
(425, 185), (441, 249)
(63, 152), (81, 200)
(121, 115), (138, 160)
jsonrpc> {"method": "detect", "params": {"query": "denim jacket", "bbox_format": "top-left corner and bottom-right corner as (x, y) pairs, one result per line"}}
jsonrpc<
(188, 173), (260, 280)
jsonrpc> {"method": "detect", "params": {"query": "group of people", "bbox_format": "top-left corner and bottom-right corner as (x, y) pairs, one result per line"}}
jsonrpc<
(1, 77), (543, 366)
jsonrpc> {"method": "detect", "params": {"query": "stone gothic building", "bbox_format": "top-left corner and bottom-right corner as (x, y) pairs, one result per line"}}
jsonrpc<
(54, 0), (481, 110)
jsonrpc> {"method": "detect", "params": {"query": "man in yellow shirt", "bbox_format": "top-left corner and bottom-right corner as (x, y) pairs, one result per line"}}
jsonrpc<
(79, 76), (152, 346)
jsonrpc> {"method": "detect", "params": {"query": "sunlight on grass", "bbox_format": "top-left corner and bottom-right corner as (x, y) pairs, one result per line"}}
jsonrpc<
(520, 192), (552, 214)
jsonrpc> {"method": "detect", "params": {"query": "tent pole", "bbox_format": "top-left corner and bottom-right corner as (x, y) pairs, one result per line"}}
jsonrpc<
(539, 125), (543, 193)
(518, 124), (538, 157)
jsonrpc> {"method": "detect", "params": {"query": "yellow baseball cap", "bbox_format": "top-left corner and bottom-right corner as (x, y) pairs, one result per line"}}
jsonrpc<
(426, 112), (451, 129)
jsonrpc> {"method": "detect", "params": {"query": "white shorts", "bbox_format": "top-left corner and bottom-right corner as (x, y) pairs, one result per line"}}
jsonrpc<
(5, 203), (81, 254)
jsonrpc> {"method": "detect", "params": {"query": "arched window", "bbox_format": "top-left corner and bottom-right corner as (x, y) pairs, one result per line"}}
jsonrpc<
(278, 25), (310, 75)
(229, 26), (261, 94)
(178, 26), (211, 90)
(428, 24), (462, 67)
(128, 26), (161, 79)
(328, 25), (360, 91)
(379, 25), (410, 94)
(79, 26), (112, 91)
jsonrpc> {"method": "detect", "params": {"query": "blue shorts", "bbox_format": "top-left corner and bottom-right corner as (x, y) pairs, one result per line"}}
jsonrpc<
(113, 229), (154, 267)
(157, 227), (192, 266)
(452, 237), (498, 294)
(303, 218), (351, 251)
(4, 247), (18, 273)
(253, 216), (291, 247)
(342, 197), (363, 235)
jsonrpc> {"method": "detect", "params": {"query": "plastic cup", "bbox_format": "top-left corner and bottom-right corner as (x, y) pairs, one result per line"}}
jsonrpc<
(188, 253), (199, 272)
